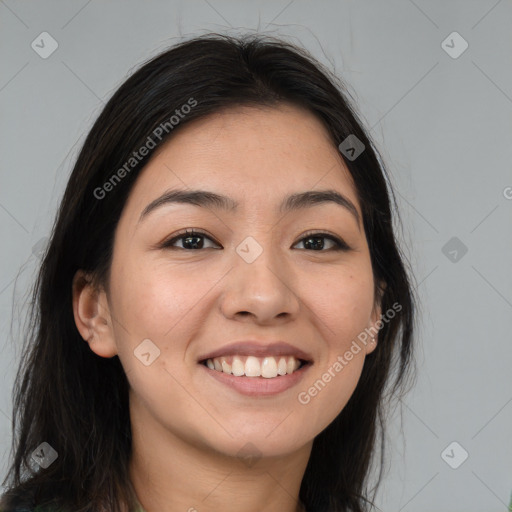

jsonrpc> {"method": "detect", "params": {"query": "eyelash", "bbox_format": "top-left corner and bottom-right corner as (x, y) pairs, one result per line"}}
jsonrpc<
(160, 228), (351, 252)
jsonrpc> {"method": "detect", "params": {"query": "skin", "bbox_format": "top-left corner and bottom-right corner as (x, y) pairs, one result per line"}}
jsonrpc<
(72, 103), (383, 512)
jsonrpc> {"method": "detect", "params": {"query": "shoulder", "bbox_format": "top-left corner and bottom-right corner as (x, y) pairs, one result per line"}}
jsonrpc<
(0, 503), (39, 512)
(0, 502), (56, 512)
(0, 500), (41, 511)
(0, 489), (44, 512)
(0, 501), (59, 512)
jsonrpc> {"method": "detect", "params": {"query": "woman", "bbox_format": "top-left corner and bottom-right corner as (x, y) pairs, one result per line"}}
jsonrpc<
(0, 32), (417, 512)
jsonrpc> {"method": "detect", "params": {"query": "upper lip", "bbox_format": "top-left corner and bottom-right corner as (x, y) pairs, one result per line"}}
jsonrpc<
(197, 341), (314, 363)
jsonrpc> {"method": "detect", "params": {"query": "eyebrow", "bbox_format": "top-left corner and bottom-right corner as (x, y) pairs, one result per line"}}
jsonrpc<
(138, 188), (361, 228)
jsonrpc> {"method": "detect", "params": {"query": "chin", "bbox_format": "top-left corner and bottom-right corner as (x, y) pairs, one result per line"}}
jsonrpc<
(204, 424), (311, 461)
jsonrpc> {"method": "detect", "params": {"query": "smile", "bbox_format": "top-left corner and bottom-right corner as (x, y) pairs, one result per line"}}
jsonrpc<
(202, 355), (305, 378)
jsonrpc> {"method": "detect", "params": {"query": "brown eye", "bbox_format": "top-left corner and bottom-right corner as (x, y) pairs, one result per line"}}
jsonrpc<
(161, 229), (351, 252)
(294, 231), (351, 251)
(162, 229), (220, 250)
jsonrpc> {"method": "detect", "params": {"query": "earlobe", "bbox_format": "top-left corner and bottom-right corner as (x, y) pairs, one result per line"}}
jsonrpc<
(367, 282), (386, 355)
(366, 315), (380, 355)
(366, 334), (378, 355)
(72, 270), (118, 358)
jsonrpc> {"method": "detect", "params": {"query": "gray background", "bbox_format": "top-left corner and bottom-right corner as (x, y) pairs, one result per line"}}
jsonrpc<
(1, 1), (511, 510)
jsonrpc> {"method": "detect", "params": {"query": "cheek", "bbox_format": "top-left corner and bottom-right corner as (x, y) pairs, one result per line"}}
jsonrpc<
(293, 266), (374, 427)
(307, 266), (375, 347)
(295, 350), (367, 438)
(109, 260), (207, 410)
(112, 256), (209, 339)
(110, 257), (222, 390)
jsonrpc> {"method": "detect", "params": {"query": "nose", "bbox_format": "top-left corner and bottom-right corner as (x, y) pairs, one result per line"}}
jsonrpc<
(219, 241), (300, 325)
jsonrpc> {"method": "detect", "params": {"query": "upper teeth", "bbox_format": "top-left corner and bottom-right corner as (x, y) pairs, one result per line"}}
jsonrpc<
(205, 355), (301, 378)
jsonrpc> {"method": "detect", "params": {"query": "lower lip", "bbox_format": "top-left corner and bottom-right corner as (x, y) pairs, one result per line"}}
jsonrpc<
(199, 362), (311, 397)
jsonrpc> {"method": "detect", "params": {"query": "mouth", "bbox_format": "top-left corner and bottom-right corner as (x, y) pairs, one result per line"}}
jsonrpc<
(196, 341), (314, 396)
(199, 354), (311, 379)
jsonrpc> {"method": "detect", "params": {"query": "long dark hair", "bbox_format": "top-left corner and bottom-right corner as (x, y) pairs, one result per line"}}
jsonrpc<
(1, 32), (417, 512)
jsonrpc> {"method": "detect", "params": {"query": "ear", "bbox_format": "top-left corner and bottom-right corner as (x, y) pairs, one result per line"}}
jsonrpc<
(366, 280), (387, 355)
(72, 270), (118, 358)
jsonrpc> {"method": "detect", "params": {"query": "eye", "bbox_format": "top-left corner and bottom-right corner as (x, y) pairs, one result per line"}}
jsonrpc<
(161, 229), (220, 250)
(293, 231), (351, 252)
(160, 229), (351, 252)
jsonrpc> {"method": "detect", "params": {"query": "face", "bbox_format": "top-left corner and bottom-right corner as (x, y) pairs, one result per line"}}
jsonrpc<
(73, 103), (382, 460)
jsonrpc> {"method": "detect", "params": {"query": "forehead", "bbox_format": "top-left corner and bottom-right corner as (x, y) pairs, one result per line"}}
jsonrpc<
(122, 103), (361, 223)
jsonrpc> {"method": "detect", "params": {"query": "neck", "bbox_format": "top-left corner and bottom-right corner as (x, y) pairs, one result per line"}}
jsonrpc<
(128, 394), (311, 512)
